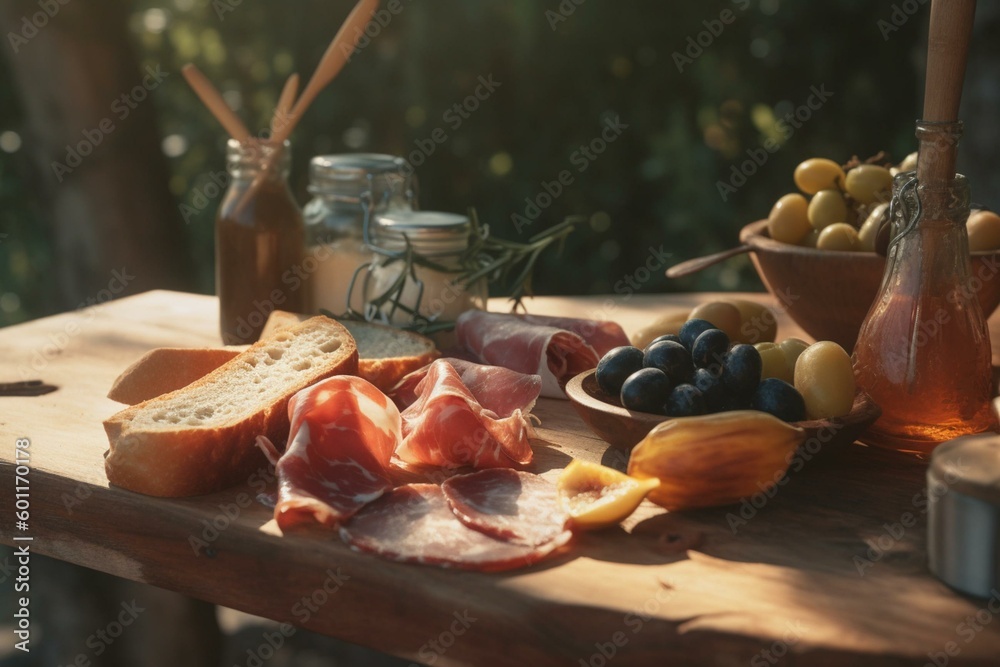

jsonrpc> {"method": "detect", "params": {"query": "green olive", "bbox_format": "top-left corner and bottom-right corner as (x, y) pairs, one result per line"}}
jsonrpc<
(799, 229), (820, 248)
(767, 193), (811, 245)
(816, 223), (859, 251)
(794, 158), (845, 195)
(689, 301), (742, 341)
(755, 342), (792, 383)
(857, 203), (888, 252)
(807, 190), (848, 231)
(793, 341), (856, 419)
(845, 165), (893, 204)
(967, 210), (1000, 252)
(778, 338), (809, 373)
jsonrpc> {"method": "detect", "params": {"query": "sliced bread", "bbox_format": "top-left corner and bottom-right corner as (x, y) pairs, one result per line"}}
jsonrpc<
(104, 316), (358, 497)
(262, 311), (439, 392)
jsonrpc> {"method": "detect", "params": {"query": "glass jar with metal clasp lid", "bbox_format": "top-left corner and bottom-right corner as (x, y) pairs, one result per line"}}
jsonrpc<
(303, 154), (416, 316)
(361, 211), (488, 339)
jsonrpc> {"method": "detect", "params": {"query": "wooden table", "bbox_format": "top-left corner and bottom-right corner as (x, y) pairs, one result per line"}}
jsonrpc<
(2, 290), (999, 667)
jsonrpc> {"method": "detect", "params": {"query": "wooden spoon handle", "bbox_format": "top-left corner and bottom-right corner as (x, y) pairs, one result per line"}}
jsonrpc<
(181, 64), (251, 143)
(271, 73), (299, 134)
(918, 0), (977, 184)
(665, 244), (752, 279)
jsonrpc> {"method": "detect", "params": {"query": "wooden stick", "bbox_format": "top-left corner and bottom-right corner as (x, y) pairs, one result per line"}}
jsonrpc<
(234, 0), (380, 213)
(271, 73), (299, 135)
(181, 64), (251, 143)
(918, 0), (977, 185)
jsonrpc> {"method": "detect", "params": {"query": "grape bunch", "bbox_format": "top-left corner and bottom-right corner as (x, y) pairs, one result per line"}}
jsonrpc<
(767, 153), (1000, 252)
(596, 318), (806, 422)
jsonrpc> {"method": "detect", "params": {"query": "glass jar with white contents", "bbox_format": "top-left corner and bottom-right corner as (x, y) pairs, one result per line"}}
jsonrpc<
(363, 211), (488, 331)
(303, 154), (415, 316)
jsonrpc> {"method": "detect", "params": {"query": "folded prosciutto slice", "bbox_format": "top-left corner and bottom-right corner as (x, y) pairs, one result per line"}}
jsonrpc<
(396, 359), (535, 468)
(390, 358), (542, 417)
(515, 314), (629, 357)
(256, 376), (402, 530)
(455, 310), (601, 397)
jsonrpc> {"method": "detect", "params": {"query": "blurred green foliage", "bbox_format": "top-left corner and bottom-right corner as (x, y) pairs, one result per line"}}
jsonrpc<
(1, 0), (927, 327)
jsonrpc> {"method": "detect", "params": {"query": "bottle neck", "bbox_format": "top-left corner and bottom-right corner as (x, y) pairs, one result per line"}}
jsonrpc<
(226, 139), (292, 183)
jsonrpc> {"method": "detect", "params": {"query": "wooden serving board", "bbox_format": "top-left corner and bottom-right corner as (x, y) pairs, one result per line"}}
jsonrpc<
(2, 290), (999, 666)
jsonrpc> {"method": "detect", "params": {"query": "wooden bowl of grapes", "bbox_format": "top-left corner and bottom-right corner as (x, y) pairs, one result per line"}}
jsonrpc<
(740, 220), (1000, 351)
(566, 368), (881, 454)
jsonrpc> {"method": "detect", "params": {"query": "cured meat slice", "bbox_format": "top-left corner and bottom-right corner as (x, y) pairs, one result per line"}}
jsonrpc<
(455, 310), (600, 398)
(390, 358), (542, 417)
(256, 376), (402, 529)
(396, 360), (535, 468)
(442, 469), (570, 547)
(516, 314), (630, 357)
(340, 484), (570, 571)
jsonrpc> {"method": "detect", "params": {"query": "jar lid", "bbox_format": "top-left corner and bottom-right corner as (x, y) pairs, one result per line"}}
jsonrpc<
(930, 433), (1000, 505)
(373, 211), (471, 256)
(308, 154), (409, 199)
(927, 433), (1000, 598)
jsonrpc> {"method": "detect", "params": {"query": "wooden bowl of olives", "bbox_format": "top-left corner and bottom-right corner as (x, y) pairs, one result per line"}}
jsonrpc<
(566, 368), (881, 454)
(740, 219), (1000, 351)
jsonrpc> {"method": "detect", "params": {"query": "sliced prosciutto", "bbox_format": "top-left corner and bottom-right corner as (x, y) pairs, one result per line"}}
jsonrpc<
(455, 310), (600, 398)
(516, 314), (629, 357)
(442, 469), (570, 547)
(396, 360), (535, 468)
(340, 484), (570, 571)
(256, 376), (402, 530)
(390, 358), (542, 417)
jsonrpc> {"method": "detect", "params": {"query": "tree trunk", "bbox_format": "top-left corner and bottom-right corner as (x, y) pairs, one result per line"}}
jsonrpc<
(0, 0), (193, 309)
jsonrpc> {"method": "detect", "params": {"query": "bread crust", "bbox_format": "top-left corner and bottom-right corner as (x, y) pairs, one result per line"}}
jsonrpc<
(104, 317), (358, 497)
(107, 347), (242, 405)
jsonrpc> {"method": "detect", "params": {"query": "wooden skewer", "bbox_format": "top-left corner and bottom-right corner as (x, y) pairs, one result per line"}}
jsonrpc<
(917, 0), (977, 186)
(181, 64), (251, 143)
(271, 73), (300, 135)
(234, 0), (380, 213)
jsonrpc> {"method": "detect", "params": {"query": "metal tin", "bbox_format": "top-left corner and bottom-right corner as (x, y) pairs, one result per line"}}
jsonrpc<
(927, 434), (1000, 598)
(372, 211), (472, 256)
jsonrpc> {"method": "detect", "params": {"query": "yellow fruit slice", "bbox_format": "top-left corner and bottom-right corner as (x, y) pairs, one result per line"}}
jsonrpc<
(557, 460), (660, 530)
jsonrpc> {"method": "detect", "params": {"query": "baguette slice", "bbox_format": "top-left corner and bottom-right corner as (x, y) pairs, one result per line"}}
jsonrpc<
(104, 316), (358, 497)
(263, 311), (439, 392)
(107, 347), (245, 405)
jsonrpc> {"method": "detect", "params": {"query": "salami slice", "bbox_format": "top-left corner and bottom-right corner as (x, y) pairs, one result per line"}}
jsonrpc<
(340, 484), (570, 571)
(396, 359), (535, 468)
(456, 310), (600, 397)
(257, 376), (402, 530)
(442, 469), (570, 547)
(390, 358), (542, 417)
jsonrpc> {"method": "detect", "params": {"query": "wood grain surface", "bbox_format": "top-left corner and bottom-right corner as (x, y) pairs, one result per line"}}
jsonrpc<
(2, 290), (1000, 666)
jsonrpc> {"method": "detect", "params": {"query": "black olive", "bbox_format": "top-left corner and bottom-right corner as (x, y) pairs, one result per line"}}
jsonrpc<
(620, 368), (672, 414)
(691, 329), (730, 372)
(752, 378), (807, 422)
(596, 346), (645, 396)
(678, 318), (716, 350)
(643, 340), (694, 385)
(722, 344), (762, 397)
(647, 333), (682, 348)
(692, 367), (726, 412)
(664, 384), (707, 417)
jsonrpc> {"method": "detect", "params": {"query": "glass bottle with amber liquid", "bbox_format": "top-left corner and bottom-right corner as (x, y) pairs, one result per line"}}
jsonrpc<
(216, 139), (306, 344)
(853, 121), (994, 454)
